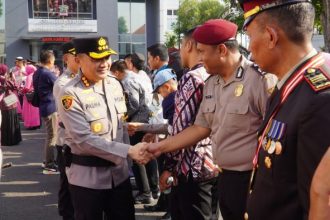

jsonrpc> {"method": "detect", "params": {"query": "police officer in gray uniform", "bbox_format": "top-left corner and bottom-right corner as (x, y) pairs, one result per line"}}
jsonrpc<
(147, 19), (277, 220)
(57, 36), (150, 220)
(53, 41), (79, 220)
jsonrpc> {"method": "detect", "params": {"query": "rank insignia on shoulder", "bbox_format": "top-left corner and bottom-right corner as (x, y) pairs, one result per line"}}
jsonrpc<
(61, 95), (74, 111)
(236, 66), (244, 79)
(251, 63), (266, 76)
(304, 68), (330, 92)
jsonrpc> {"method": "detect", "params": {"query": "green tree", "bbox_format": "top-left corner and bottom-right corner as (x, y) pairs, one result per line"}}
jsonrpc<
(164, 32), (178, 48)
(118, 16), (128, 34)
(173, 0), (243, 39)
(316, 0), (330, 52)
(0, 0), (2, 17)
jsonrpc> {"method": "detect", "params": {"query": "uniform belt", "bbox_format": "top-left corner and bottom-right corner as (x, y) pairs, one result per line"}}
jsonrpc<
(71, 154), (115, 167)
(218, 167), (252, 175)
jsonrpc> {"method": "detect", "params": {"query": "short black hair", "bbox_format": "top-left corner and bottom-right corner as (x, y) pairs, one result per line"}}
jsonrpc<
(147, 43), (168, 61)
(110, 60), (127, 73)
(131, 53), (144, 71)
(124, 54), (132, 60)
(263, 2), (315, 44)
(39, 50), (55, 64)
(184, 27), (197, 38)
(182, 27), (198, 45)
(223, 40), (239, 51)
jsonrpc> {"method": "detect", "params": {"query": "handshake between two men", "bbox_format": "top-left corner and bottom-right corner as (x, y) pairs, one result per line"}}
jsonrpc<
(126, 122), (168, 165)
(127, 141), (161, 165)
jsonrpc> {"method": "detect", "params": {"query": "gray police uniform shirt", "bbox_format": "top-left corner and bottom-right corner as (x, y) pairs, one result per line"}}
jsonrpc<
(121, 71), (150, 123)
(58, 73), (131, 189)
(194, 56), (277, 171)
(53, 70), (76, 146)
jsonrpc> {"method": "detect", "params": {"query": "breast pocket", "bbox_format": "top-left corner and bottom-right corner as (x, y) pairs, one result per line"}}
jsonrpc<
(89, 118), (110, 135)
(224, 103), (250, 132)
(201, 101), (216, 113)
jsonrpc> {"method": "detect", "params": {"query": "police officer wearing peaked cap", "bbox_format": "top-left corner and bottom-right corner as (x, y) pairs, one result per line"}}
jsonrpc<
(240, 0), (330, 219)
(53, 41), (79, 220)
(146, 19), (277, 220)
(57, 36), (151, 220)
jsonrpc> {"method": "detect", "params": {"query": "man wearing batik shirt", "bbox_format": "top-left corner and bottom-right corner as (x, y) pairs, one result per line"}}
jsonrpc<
(160, 28), (218, 220)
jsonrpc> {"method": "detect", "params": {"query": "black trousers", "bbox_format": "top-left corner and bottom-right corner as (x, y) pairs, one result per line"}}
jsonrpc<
(56, 145), (74, 220)
(69, 179), (135, 220)
(130, 131), (159, 194)
(217, 170), (251, 220)
(170, 175), (218, 220)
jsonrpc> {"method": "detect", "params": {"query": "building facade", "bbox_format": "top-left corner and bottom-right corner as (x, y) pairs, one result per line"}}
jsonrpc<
(4, 0), (161, 66)
(159, 0), (179, 43)
(0, 0), (5, 63)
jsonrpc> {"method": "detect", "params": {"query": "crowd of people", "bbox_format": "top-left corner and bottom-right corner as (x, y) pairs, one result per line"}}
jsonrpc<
(1, 0), (330, 220)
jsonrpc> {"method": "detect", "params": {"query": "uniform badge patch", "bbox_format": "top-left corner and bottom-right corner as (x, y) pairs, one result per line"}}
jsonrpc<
(91, 122), (103, 133)
(234, 84), (244, 97)
(61, 95), (74, 111)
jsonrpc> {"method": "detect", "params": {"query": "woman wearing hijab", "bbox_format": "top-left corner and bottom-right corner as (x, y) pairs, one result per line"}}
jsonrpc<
(22, 65), (40, 129)
(0, 64), (22, 146)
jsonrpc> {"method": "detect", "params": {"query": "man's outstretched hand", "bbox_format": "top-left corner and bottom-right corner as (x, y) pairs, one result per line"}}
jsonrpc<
(128, 142), (152, 165)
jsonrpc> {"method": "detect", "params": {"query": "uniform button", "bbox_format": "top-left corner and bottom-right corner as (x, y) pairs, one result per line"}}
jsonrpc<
(244, 212), (249, 220)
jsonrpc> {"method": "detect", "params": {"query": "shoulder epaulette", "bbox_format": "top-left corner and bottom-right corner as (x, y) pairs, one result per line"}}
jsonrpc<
(304, 68), (330, 92)
(251, 63), (266, 76)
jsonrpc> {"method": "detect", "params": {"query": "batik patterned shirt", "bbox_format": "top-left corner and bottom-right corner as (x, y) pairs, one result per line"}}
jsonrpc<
(165, 64), (217, 181)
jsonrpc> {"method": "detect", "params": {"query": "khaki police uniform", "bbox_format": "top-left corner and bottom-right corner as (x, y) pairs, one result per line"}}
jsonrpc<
(195, 56), (276, 171)
(58, 72), (135, 220)
(53, 70), (76, 219)
(53, 70), (76, 146)
(194, 56), (277, 219)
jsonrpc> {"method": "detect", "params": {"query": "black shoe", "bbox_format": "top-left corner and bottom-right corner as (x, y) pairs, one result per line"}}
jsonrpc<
(143, 203), (165, 212)
(161, 212), (171, 220)
(134, 193), (154, 204)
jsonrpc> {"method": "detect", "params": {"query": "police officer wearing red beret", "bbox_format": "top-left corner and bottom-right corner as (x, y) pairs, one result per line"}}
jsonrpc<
(147, 19), (277, 220)
(241, 0), (330, 219)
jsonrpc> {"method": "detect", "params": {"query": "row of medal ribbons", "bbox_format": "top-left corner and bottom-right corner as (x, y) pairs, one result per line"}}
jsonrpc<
(262, 119), (286, 155)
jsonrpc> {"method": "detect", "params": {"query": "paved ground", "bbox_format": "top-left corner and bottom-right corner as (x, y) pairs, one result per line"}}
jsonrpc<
(0, 124), (165, 220)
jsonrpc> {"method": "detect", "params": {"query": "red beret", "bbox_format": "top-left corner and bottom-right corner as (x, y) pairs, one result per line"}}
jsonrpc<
(193, 19), (238, 45)
(240, 0), (311, 28)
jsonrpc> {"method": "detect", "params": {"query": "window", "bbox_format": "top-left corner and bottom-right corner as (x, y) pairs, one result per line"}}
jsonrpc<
(118, 0), (146, 58)
(173, 10), (178, 15)
(167, 10), (172, 15)
(30, 0), (96, 19)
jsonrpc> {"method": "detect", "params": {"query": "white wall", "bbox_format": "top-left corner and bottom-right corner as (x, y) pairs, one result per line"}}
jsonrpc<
(159, 0), (179, 43)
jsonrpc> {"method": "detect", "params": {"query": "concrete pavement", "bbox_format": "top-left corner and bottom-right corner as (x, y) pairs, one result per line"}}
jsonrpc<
(0, 124), (165, 220)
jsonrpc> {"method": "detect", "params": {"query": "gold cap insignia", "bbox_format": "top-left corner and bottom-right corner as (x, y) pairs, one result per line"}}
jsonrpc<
(61, 95), (74, 111)
(97, 37), (109, 51)
(98, 37), (106, 46)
